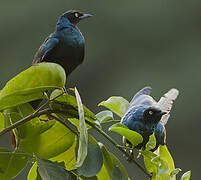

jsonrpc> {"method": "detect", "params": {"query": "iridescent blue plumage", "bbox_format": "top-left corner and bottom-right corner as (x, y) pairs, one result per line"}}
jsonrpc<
(121, 87), (179, 151)
(32, 10), (92, 75)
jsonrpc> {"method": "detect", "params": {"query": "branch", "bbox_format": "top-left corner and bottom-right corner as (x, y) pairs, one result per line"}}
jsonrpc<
(48, 114), (78, 136)
(0, 108), (52, 137)
(85, 120), (152, 178)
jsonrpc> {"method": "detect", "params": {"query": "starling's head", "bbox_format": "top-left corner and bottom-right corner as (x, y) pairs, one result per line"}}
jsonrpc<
(62, 10), (92, 25)
(143, 107), (166, 123)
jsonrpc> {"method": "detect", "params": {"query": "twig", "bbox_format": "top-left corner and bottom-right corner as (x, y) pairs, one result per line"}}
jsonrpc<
(48, 114), (78, 136)
(0, 90), (65, 136)
(85, 120), (152, 178)
(0, 108), (52, 137)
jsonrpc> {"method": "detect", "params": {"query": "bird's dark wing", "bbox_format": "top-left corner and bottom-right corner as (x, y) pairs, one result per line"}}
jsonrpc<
(126, 87), (154, 112)
(32, 34), (59, 64)
(157, 88), (179, 125)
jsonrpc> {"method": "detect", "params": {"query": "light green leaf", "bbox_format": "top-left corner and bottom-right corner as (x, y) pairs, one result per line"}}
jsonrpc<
(99, 143), (128, 180)
(157, 146), (175, 175)
(50, 139), (77, 171)
(170, 168), (182, 178)
(181, 171), (191, 180)
(0, 112), (4, 131)
(75, 88), (88, 167)
(141, 150), (158, 174)
(27, 162), (42, 180)
(21, 121), (75, 159)
(96, 110), (113, 123)
(78, 135), (103, 177)
(145, 134), (156, 151)
(98, 96), (129, 117)
(97, 165), (110, 180)
(143, 145), (175, 180)
(0, 63), (66, 111)
(0, 149), (29, 180)
(37, 158), (77, 180)
(109, 123), (143, 147)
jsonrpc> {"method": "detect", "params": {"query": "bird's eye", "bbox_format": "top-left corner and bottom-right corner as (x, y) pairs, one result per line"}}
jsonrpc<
(148, 110), (153, 115)
(74, 13), (79, 18)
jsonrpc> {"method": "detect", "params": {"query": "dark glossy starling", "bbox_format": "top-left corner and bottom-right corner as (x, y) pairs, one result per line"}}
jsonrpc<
(32, 10), (92, 75)
(121, 87), (179, 152)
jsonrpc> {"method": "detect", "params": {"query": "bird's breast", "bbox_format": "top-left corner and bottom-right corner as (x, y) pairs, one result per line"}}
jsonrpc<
(61, 28), (85, 47)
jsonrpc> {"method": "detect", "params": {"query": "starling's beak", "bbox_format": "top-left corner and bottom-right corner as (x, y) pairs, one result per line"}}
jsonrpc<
(79, 13), (93, 20)
(160, 111), (167, 116)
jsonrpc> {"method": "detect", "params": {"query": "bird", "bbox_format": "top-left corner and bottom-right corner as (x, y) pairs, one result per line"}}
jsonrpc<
(30, 10), (92, 110)
(32, 10), (92, 75)
(121, 87), (179, 152)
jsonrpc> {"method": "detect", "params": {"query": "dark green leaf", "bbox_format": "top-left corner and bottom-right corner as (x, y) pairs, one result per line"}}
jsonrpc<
(75, 88), (88, 167)
(37, 158), (77, 180)
(21, 121), (76, 159)
(78, 135), (103, 177)
(98, 96), (129, 117)
(180, 171), (191, 180)
(80, 176), (98, 180)
(109, 123), (143, 147)
(0, 149), (29, 180)
(0, 63), (66, 111)
(96, 110), (113, 123)
(99, 143), (128, 180)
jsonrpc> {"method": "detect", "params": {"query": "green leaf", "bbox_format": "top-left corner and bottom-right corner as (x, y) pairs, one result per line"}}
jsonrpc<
(50, 139), (77, 171)
(141, 150), (158, 174)
(37, 158), (77, 180)
(109, 123), (143, 147)
(0, 63), (66, 111)
(0, 112), (4, 131)
(50, 89), (97, 122)
(78, 135), (103, 177)
(98, 96), (129, 117)
(99, 143), (128, 180)
(157, 146), (175, 175)
(27, 162), (42, 180)
(5, 103), (55, 139)
(97, 165), (110, 180)
(75, 88), (88, 168)
(145, 134), (156, 151)
(143, 145), (175, 180)
(180, 171), (191, 180)
(21, 121), (75, 159)
(170, 168), (182, 178)
(80, 176), (98, 180)
(0, 149), (29, 180)
(96, 110), (113, 123)
(151, 156), (169, 176)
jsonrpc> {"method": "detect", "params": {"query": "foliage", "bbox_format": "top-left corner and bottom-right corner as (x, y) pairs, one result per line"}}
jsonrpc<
(0, 63), (191, 180)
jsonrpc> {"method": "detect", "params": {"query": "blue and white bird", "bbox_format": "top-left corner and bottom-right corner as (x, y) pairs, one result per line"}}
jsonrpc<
(121, 87), (179, 152)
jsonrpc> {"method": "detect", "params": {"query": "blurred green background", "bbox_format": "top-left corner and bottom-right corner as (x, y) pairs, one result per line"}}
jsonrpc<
(0, 0), (201, 179)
